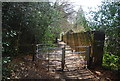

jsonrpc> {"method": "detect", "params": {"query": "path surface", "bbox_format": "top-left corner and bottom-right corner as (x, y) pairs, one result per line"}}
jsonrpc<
(9, 42), (118, 80)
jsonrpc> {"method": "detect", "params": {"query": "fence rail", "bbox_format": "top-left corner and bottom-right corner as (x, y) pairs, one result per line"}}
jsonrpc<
(36, 44), (91, 71)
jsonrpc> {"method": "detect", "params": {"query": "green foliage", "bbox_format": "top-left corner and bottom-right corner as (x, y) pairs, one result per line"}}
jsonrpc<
(91, 1), (120, 55)
(73, 6), (88, 32)
(87, 1), (120, 70)
(2, 57), (12, 79)
(2, 2), (67, 56)
(2, 2), (76, 79)
(103, 53), (120, 71)
(2, 57), (11, 64)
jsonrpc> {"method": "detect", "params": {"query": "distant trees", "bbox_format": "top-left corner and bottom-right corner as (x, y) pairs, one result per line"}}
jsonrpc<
(73, 6), (88, 32)
(51, 0), (75, 32)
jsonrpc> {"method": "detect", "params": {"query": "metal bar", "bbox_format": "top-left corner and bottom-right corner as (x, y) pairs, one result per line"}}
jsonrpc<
(37, 47), (62, 50)
(70, 46), (90, 48)
(65, 57), (82, 60)
(65, 51), (86, 54)
(36, 51), (62, 54)
(63, 49), (73, 51)
(65, 55), (78, 57)
(61, 46), (65, 71)
(36, 45), (90, 48)
(65, 62), (84, 65)
(36, 44), (55, 46)
(47, 53), (62, 55)
(47, 47), (62, 50)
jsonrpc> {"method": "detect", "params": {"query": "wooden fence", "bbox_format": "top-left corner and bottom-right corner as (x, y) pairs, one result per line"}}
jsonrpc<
(61, 31), (105, 67)
(62, 32), (91, 52)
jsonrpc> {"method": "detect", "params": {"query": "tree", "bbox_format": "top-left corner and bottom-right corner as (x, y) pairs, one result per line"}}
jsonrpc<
(87, 1), (120, 70)
(73, 6), (88, 32)
(50, 0), (75, 32)
(2, 1), (76, 79)
(88, 1), (120, 56)
(2, 1), (76, 56)
(2, 2), (55, 56)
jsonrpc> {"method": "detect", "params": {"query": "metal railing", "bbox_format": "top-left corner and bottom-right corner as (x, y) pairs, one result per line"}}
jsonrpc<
(36, 44), (91, 71)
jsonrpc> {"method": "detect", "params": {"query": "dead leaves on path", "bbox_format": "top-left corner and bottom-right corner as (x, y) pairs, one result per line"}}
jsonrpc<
(10, 55), (55, 79)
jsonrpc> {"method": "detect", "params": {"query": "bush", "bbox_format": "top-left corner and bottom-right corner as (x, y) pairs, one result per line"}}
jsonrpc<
(2, 57), (12, 79)
(103, 53), (120, 71)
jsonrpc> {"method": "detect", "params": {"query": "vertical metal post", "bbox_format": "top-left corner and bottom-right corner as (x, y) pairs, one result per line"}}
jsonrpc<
(85, 46), (91, 68)
(61, 45), (65, 71)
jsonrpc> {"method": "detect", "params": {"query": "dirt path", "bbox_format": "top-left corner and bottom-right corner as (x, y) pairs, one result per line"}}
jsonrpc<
(8, 41), (119, 81)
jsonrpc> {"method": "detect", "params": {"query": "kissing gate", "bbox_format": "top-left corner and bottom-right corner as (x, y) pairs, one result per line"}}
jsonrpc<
(36, 43), (91, 71)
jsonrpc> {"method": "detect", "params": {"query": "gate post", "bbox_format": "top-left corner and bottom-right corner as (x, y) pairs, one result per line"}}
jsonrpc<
(92, 31), (105, 67)
(86, 46), (91, 68)
(61, 45), (65, 71)
(32, 44), (36, 61)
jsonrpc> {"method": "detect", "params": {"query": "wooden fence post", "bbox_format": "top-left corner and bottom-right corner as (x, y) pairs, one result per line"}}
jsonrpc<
(86, 46), (91, 68)
(61, 45), (65, 71)
(32, 44), (36, 61)
(92, 31), (105, 67)
(61, 35), (63, 41)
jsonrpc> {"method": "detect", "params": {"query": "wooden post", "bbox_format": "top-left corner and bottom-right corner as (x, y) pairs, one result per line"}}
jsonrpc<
(61, 45), (65, 71)
(92, 31), (105, 66)
(61, 35), (63, 41)
(74, 33), (79, 51)
(32, 44), (36, 61)
(85, 46), (91, 68)
(32, 35), (36, 61)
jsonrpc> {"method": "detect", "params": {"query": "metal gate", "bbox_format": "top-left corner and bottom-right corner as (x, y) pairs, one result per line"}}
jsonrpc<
(36, 43), (91, 71)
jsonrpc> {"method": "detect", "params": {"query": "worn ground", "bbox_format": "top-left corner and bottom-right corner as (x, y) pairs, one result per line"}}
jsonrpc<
(8, 55), (119, 81)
